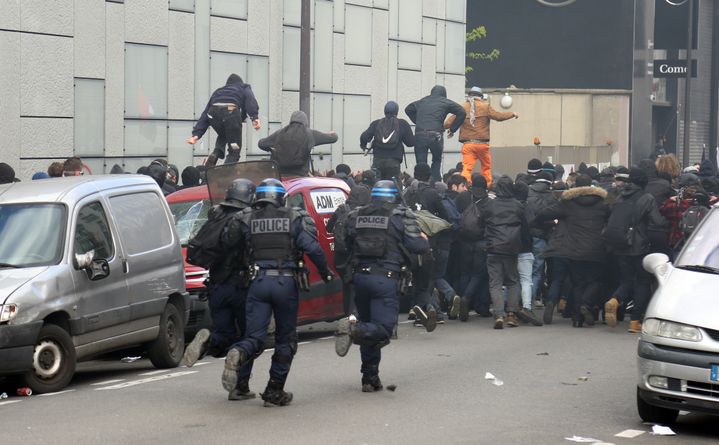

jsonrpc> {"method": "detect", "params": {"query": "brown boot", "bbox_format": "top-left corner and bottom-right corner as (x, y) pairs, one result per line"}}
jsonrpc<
(628, 320), (642, 333)
(604, 297), (619, 328)
(505, 312), (519, 328)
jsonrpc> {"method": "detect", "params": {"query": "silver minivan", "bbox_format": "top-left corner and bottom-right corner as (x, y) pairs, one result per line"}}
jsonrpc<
(0, 175), (188, 393)
(638, 206), (719, 423)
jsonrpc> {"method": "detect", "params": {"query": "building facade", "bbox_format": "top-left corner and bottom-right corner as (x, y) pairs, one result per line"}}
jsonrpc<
(0, 0), (467, 180)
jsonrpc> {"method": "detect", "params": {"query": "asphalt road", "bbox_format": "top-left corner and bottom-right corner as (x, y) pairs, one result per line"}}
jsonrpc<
(1, 314), (717, 445)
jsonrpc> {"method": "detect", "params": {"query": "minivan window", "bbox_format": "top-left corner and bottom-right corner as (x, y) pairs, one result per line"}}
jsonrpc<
(0, 204), (66, 267)
(74, 202), (114, 260)
(675, 209), (719, 270)
(109, 192), (173, 255)
(169, 199), (211, 246)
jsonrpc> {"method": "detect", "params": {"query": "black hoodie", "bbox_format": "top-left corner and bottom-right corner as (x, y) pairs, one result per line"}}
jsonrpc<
(639, 159), (674, 206)
(192, 73), (260, 138)
(404, 85), (466, 133)
(698, 159), (719, 194)
(481, 176), (527, 255)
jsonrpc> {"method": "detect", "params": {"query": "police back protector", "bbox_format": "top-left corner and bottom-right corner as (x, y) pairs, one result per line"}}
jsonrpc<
(353, 204), (397, 260)
(249, 206), (295, 262)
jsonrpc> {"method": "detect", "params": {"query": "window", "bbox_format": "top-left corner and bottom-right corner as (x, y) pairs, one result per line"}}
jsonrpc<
(75, 202), (114, 260)
(210, 52), (248, 93)
(247, 56), (269, 155)
(313, 0), (333, 91)
(342, 95), (371, 154)
(445, 0), (466, 22)
(345, 5), (372, 66)
(211, 0), (247, 19)
(125, 43), (168, 119)
(287, 193), (306, 210)
(444, 22), (465, 74)
(0, 204), (66, 267)
(397, 42), (422, 71)
(168, 199), (211, 246)
(109, 193), (173, 255)
(74, 78), (105, 156)
(283, 0), (301, 26)
(282, 27), (300, 90)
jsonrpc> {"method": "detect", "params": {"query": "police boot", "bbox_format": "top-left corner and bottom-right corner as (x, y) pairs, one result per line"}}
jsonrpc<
(261, 380), (293, 407)
(222, 347), (248, 392)
(335, 315), (356, 357)
(182, 328), (210, 367)
(228, 379), (256, 401)
(361, 375), (383, 393)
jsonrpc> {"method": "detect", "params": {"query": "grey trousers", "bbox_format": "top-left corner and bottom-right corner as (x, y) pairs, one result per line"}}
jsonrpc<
(486, 254), (520, 318)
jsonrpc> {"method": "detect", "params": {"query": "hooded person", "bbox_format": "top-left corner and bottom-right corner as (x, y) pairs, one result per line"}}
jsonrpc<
(444, 86), (517, 186)
(258, 110), (338, 177)
(333, 164), (357, 189)
(180, 166), (201, 189)
(360, 101), (415, 180)
(697, 159), (719, 195)
(526, 170), (558, 308)
(405, 85), (467, 182)
(146, 163), (172, 195)
(638, 159), (673, 206)
(187, 73), (261, 167)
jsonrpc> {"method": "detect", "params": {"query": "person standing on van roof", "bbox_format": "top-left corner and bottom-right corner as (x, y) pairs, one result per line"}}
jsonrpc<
(360, 101), (415, 181)
(258, 111), (338, 177)
(405, 85), (466, 182)
(182, 178), (258, 401)
(445, 87), (518, 186)
(221, 178), (334, 406)
(186, 74), (261, 167)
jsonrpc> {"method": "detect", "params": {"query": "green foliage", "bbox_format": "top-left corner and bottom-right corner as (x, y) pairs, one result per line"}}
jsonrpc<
(465, 26), (500, 76)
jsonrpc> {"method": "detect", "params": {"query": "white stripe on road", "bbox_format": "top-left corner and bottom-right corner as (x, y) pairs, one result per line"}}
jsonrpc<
(0, 400), (21, 406)
(192, 361), (211, 367)
(95, 371), (198, 390)
(614, 429), (645, 438)
(38, 390), (76, 397)
(90, 379), (125, 386)
(138, 369), (173, 376)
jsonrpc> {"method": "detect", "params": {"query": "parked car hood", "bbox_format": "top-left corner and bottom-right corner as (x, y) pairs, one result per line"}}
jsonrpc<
(0, 266), (48, 304)
(647, 267), (719, 331)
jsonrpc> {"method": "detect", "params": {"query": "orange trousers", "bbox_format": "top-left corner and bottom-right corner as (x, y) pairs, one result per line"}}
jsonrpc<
(461, 142), (492, 185)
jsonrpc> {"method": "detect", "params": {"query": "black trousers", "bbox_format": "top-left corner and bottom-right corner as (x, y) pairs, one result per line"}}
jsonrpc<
(568, 260), (603, 314)
(208, 105), (243, 162)
(372, 157), (401, 181)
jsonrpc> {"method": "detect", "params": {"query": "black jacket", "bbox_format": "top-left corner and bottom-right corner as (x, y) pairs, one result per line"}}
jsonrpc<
(525, 182), (558, 239)
(481, 177), (527, 255)
(360, 116), (415, 161)
(611, 184), (667, 256)
(405, 86), (466, 133)
(455, 187), (487, 214)
(536, 186), (609, 262)
(639, 159), (674, 207)
(698, 159), (719, 195)
(192, 75), (260, 138)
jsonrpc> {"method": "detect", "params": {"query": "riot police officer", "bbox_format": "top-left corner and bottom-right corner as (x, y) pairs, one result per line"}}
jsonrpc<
(335, 180), (429, 392)
(221, 178), (333, 406)
(182, 178), (256, 401)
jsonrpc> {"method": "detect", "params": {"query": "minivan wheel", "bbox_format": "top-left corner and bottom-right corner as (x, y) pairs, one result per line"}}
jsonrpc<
(23, 324), (77, 394)
(637, 388), (679, 424)
(148, 303), (185, 368)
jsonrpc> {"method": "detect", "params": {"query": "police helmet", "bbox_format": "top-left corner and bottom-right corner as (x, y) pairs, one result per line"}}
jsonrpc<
(254, 178), (286, 206)
(223, 178), (256, 208)
(370, 180), (399, 204)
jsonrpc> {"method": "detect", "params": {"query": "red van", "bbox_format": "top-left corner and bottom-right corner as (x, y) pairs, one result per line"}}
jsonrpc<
(166, 162), (350, 337)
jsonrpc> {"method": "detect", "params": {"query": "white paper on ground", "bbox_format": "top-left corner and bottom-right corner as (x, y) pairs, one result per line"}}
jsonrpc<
(492, 378), (504, 386)
(614, 429), (645, 438)
(564, 436), (601, 443)
(651, 425), (676, 436)
(484, 372), (495, 380)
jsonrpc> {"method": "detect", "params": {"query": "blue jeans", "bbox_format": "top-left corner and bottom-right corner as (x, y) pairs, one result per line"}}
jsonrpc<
(353, 272), (400, 377)
(234, 275), (298, 384)
(546, 257), (571, 304)
(518, 252), (534, 309)
(531, 238), (547, 301)
(414, 132), (444, 182)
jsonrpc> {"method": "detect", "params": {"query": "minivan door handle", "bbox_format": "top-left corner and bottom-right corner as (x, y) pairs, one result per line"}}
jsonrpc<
(122, 258), (129, 274)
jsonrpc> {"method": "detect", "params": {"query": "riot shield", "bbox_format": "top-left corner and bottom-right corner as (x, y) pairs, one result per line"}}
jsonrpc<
(205, 160), (280, 205)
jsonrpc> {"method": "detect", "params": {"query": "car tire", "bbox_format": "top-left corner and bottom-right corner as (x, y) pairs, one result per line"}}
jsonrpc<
(23, 324), (77, 394)
(148, 303), (185, 368)
(637, 388), (679, 424)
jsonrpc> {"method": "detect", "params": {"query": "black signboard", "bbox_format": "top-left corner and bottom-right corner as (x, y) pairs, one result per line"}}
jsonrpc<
(653, 59), (698, 78)
(654, 0), (698, 49)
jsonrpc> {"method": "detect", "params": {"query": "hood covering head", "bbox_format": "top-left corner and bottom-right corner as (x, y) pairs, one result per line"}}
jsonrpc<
(384, 101), (399, 116)
(494, 176), (515, 198)
(699, 159), (715, 176)
(290, 110), (309, 126)
(0, 163), (17, 184)
(347, 184), (371, 207)
(585, 166), (600, 180)
(226, 73), (244, 85)
(638, 158), (659, 179)
(414, 163), (432, 182)
(629, 167), (648, 188)
(535, 171), (554, 184)
(430, 85), (447, 98)
(677, 172), (701, 188)
(513, 180), (529, 202)
(471, 173), (488, 191)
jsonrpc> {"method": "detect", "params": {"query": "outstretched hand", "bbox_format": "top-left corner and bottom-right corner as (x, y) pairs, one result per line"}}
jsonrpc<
(186, 136), (199, 145)
(252, 119), (261, 130)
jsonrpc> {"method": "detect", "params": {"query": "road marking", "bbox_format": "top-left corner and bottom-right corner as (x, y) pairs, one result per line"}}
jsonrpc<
(95, 371), (198, 390)
(614, 429), (645, 438)
(38, 390), (76, 397)
(0, 400), (22, 406)
(90, 379), (125, 386)
(192, 362), (210, 367)
(138, 369), (173, 376)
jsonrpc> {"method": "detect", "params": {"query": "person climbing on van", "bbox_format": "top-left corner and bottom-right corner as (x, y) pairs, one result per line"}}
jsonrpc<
(187, 74), (261, 167)
(360, 101), (415, 180)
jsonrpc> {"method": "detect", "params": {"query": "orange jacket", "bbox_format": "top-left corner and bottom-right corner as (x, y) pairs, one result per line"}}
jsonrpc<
(444, 97), (515, 143)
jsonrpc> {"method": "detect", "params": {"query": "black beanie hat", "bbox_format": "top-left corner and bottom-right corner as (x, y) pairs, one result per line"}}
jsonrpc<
(536, 171), (554, 184)
(575, 174), (592, 188)
(585, 166), (600, 180)
(414, 163), (431, 181)
(629, 167), (648, 187)
(527, 158), (542, 174)
(471, 173), (487, 190)
(615, 166), (630, 181)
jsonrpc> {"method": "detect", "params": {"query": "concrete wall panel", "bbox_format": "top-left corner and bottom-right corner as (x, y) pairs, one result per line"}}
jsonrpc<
(396, 69), (421, 124)
(210, 16), (248, 53)
(282, 91), (300, 124)
(490, 93), (561, 147)
(124, 0), (168, 46)
(105, 3), (125, 157)
(268, 0), (283, 122)
(21, 0), (73, 36)
(247, 0), (270, 55)
(422, 0), (445, 20)
(332, 33), (346, 94)
(168, 11), (195, 119)
(420, 45), (437, 98)
(0, 32), (21, 171)
(560, 94), (591, 147)
(74, 0), (106, 78)
(20, 117), (73, 158)
(0, 0), (20, 30)
(21, 34), (73, 117)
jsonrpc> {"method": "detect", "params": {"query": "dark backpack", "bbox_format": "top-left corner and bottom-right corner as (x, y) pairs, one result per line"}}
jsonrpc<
(186, 207), (235, 269)
(603, 194), (640, 250)
(373, 117), (401, 150)
(460, 199), (484, 241)
(331, 204), (351, 255)
(679, 205), (709, 239)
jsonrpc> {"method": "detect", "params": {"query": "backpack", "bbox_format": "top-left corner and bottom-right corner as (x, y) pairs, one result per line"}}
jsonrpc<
(602, 193), (640, 250)
(679, 205), (709, 239)
(460, 199), (484, 241)
(373, 117), (401, 149)
(331, 204), (351, 255)
(186, 207), (235, 269)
